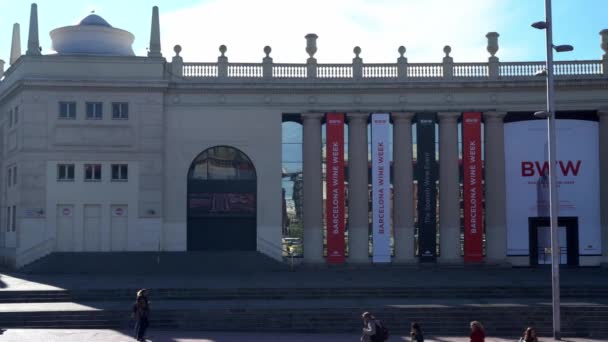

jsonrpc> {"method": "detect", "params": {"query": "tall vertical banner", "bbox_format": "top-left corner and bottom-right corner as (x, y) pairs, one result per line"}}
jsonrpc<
(462, 112), (483, 262)
(325, 113), (345, 264)
(372, 113), (391, 263)
(416, 113), (437, 262)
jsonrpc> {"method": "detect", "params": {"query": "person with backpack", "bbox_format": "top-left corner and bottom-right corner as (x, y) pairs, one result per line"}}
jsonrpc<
(361, 312), (389, 342)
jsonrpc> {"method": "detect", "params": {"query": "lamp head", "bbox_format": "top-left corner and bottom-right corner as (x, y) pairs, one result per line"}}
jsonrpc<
(534, 111), (550, 119)
(554, 44), (574, 52)
(531, 21), (548, 29)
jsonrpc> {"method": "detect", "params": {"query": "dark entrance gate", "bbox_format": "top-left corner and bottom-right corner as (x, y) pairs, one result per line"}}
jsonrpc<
(187, 146), (257, 251)
(528, 216), (579, 266)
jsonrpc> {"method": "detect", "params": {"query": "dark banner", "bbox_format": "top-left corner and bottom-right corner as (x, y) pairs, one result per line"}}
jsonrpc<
(325, 113), (346, 264)
(416, 113), (437, 261)
(462, 112), (483, 262)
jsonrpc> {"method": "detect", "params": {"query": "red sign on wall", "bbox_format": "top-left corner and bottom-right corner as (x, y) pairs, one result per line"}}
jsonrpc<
(325, 113), (345, 264)
(462, 112), (483, 262)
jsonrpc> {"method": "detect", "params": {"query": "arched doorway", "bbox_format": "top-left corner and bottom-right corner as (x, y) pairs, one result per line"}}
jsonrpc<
(187, 146), (257, 251)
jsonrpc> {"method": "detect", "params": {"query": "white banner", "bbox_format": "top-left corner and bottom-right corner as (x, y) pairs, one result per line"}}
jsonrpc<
(504, 119), (601, 256)
(371, 113), (391, 263)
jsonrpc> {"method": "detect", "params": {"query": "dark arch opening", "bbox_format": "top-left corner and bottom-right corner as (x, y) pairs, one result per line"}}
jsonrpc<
(187, 146), (257, 251)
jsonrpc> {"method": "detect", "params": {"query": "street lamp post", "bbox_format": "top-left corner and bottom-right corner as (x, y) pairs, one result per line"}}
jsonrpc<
(531, 0), (573, 340)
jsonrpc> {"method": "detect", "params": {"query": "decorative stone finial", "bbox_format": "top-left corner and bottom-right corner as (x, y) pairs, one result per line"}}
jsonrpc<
(600, 29), (608, 57)
(353, 46), (361, 58)
(398, 46), (406, 58)
(264, 46), (271, 58)
(305, 33), (318, 59)
(173, 45), (181, 56)
(443, 45), (451, 57)
(10, 23), (21, 64)
(486, 32), (499, 57)
(26, 3), (41, 56)
(219, 44), (227, 57)
(148, 6), (162, 57)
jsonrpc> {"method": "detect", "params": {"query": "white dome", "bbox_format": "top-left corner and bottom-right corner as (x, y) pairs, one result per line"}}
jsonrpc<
(50, 14), (135, 56)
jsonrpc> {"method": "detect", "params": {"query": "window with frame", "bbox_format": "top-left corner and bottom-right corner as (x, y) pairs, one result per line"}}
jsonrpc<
(84, 164), (102, 181)
(86, 102), (103, 120)
(8, 109), (13, 128)
(13, 106), (19, 125)
(59, 102), (76, 119)
(111, 164), (128, 181)
(57, 164), (75, 181)
(11, 205), (16, 232)
(7, 168), (12, 187)
(112, 102), (129, 120)
(12, 166), (17, 185)
(6, 207), (10, 232)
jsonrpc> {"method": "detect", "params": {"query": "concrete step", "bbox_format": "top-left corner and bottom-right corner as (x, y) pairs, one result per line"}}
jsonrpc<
(0, 301), (606, 337)
(1, 286), (607, 303)
(19, 251), (289, 274)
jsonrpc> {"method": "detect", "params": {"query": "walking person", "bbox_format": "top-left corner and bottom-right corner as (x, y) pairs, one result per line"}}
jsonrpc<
(410, 322), (424, 342)
(360, 312), (388, 342)
(132, 289), (150, 342)
(469, 320), (485, 342)
(519, 327), (538, 342)
(361, 312), (377, 342)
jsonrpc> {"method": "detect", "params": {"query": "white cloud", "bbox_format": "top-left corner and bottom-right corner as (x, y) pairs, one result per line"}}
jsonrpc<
(159, 0), (509, 64)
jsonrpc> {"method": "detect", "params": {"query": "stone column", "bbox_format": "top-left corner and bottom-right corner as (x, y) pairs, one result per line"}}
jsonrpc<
(347, 113), (369, 263)
(599, 111), (608, 265)
(392, 112), (416, 263)
(484, 112), (508, 264)
(438, 112), (461, 263)
(302, 113), (324, 263)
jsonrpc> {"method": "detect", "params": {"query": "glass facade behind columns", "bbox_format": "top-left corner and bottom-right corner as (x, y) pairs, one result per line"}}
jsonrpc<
(281, 122), (303, 256)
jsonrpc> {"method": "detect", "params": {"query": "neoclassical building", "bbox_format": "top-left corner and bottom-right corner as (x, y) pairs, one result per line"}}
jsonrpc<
(0, 4), (607, 268)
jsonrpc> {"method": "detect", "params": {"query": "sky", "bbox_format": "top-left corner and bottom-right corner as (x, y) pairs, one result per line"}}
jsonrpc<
(0, 0), (607, 66)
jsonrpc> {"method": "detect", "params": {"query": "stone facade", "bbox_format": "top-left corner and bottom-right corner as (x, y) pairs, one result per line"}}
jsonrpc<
(0, 6), (607, 268)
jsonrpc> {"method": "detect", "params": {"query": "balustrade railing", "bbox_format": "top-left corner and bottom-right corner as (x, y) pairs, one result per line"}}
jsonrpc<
(363, 64), (398, 78)
(273, 64), (307, 78)
(183, 63), (218, 77)
(228, 63), (263, 78)
(317, 64), (353, 78)
(453, 63), (489, 78)
(180, 60), (604, 81)
(554, 60), (602, 75)
(406, 63), (443, 78)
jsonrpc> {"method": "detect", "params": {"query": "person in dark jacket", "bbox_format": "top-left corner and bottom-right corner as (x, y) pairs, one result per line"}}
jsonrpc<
(132, 289), (150, 341)
(410, 322), (424, 342)
(519, 326), (538, 342)
(470, 321), (485, 342)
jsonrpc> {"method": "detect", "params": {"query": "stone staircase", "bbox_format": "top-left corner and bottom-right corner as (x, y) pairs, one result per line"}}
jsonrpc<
(2, 255), (607, 338)
(18, 251), (289, 274)
(0, 297), (606, 337)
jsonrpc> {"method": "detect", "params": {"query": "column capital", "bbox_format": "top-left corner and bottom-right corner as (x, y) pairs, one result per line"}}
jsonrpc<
(437, 112), (460, 123)
(346, 112), (368, 123)
(483, 111), (507, 122)
(301, 112), (324, 122)
(392, 112), (415, 123)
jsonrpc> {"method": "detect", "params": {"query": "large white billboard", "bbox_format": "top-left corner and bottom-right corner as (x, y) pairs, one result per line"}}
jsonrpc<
(504, 119), (601, 256)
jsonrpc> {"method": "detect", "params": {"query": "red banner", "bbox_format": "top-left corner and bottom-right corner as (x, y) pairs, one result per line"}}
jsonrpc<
(325, 113), (345, 264)
(463, 112), (483, 262)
